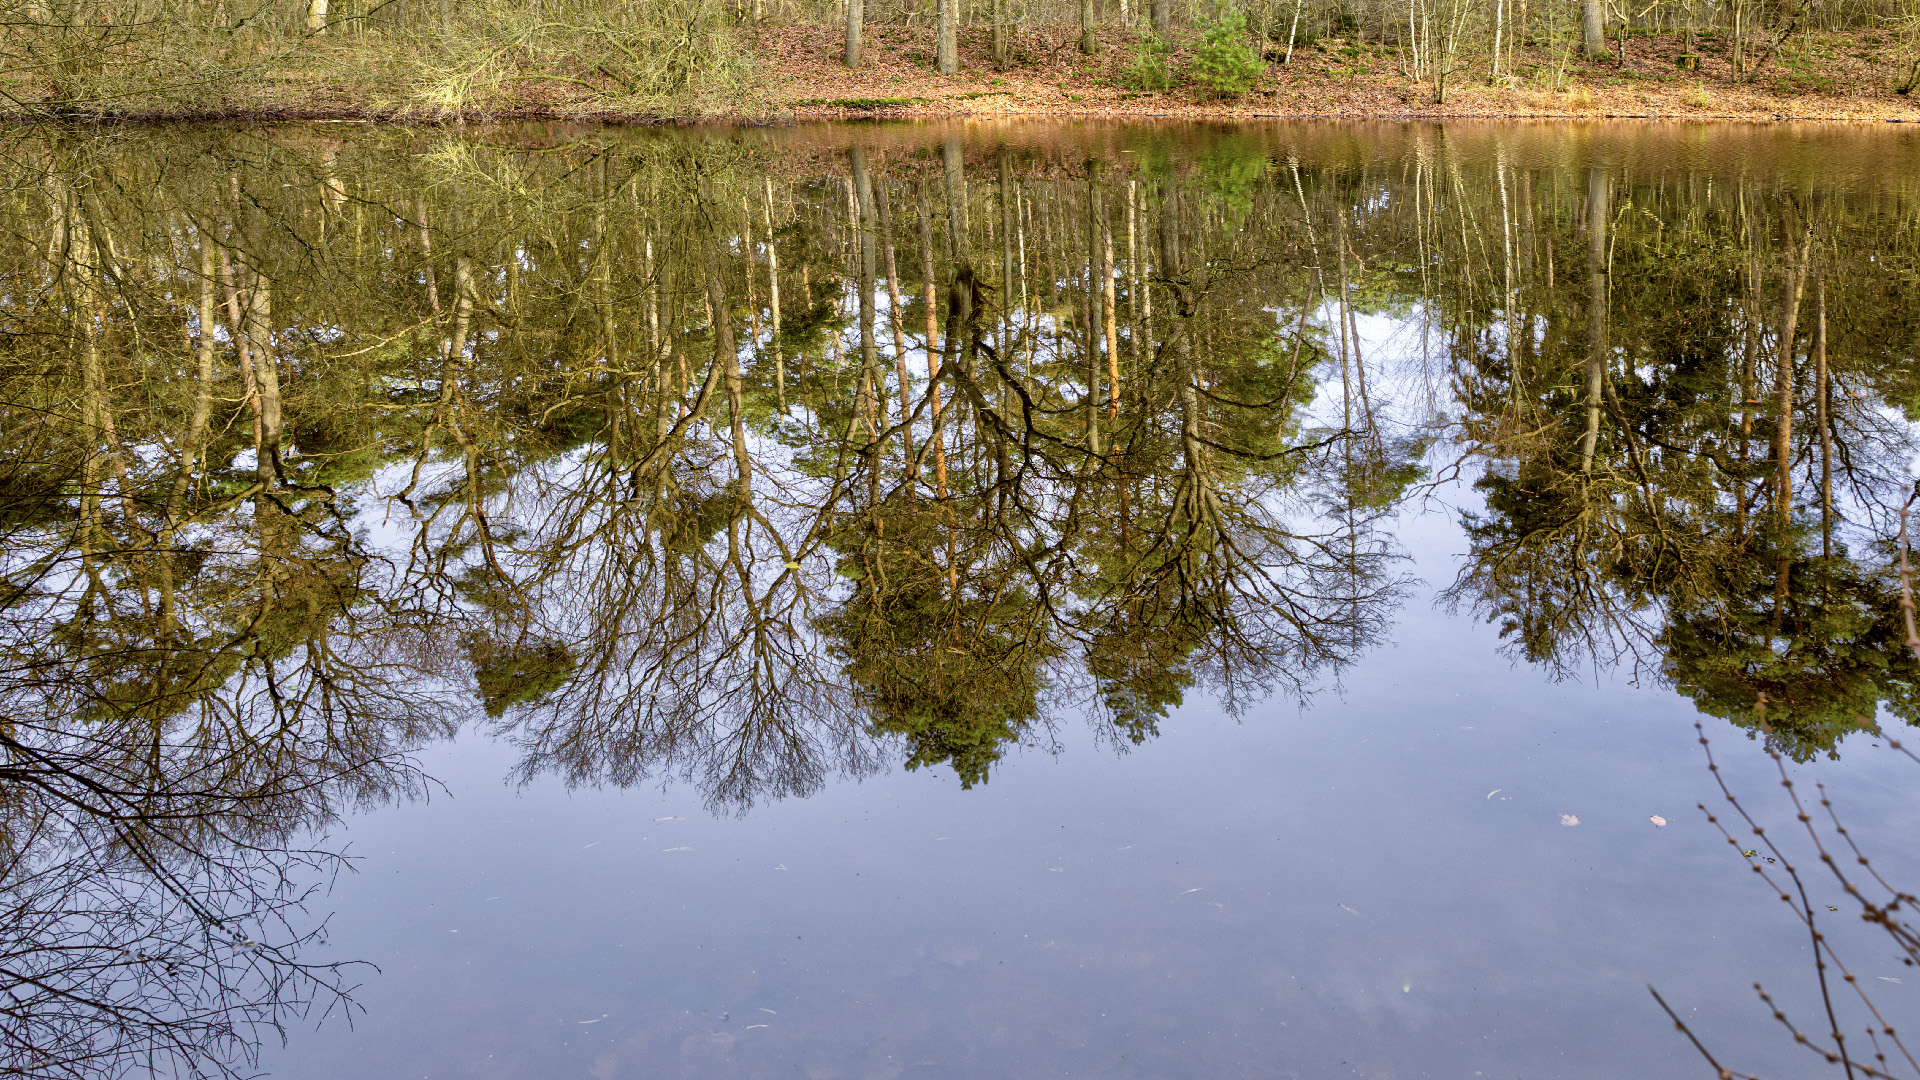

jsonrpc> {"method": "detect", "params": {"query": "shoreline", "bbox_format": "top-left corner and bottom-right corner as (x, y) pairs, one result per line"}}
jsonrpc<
(23, 105), (1917, 128)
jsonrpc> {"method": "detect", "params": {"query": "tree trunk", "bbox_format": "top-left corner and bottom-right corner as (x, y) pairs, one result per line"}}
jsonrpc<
(847, 0), (864, 68)
(1729, 0), (1745, 76)
(1583, 0), (1607, 60)
(938, 0), (958, 73)
(1491, 0), (1504, 77)
(1081, 0), (1099, 52)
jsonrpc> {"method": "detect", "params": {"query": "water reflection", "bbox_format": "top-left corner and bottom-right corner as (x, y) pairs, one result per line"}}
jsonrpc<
(3, 121), (1920, 1074)
(1437, 161), (1920, 758)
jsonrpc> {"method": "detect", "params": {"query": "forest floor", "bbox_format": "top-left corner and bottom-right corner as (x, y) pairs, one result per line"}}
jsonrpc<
(11, 24), (1920, 123)
(760, 25), (1920, 123)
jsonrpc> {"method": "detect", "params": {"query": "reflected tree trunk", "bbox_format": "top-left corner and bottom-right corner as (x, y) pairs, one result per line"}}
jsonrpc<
(1772, 205), (1810, 530)
(701, 188), (752, 504)
(852, 149), (882, 448)
(1736, 218), (1759, 543)
(217, 249), (274, 487)
(942, 140), (969, 252)
(916, 183), (949, 499)
(1097, 166), (1120, 420)
(873, 181), (916, 469)
(1085, 167), (1102, 455)
(999, 152), (1016, 397)
(1580, 167), (1608, 476)
(1815, 270), (1830, 563)
(1769, 205), (1811, 625)
(764, 180), (786, 414)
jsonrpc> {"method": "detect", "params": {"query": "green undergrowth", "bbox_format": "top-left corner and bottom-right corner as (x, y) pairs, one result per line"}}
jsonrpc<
(790, 96), (928, 109)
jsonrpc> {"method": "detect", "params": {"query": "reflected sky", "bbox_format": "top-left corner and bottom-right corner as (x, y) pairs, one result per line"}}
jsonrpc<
(259, 506), (1920, 1080)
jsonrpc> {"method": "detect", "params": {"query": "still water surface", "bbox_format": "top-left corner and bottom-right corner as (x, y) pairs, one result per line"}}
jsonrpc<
(4, 120), (1920, 1079)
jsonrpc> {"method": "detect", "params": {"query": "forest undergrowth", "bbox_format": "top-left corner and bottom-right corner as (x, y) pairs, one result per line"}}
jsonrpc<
(2, 1), (1918, 122)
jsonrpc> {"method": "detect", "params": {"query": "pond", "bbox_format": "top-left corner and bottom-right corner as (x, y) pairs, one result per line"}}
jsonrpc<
(5, 118), (1920, 1080)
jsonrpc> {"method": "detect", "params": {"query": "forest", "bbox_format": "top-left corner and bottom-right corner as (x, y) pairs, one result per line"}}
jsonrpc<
(2, 0), (1918, 115)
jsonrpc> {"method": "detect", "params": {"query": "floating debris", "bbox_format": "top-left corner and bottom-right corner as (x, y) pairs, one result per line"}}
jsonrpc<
(1560, 814), (1580, 826)
(1649, 816), (1667, 827)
